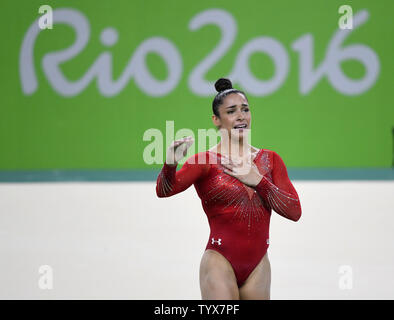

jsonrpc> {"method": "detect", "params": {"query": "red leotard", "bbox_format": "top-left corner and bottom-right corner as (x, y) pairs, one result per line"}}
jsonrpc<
(156, 149), (301, 287)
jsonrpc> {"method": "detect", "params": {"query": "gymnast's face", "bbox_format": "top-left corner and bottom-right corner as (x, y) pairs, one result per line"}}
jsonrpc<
(212, 92), (251, 139)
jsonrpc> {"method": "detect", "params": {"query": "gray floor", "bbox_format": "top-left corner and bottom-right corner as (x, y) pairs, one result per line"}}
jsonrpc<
(0, 181), (393, 299)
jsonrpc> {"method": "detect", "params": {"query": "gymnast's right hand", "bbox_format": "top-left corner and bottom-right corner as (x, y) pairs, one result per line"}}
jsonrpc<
(166, 136), (194, 166)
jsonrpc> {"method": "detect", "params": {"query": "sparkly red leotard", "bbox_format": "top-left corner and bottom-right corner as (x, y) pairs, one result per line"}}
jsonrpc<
(156, 149), (301, 287)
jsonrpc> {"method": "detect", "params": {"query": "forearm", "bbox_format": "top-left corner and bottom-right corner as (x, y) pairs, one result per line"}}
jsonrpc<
(156, 162), (178, 197)
(254, 176), (301, 221)
(156, 153), (208, 198)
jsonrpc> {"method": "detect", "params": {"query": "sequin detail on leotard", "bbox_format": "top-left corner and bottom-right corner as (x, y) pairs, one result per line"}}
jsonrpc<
(156, 149), (301, 287)
(204, 151), (272, 234)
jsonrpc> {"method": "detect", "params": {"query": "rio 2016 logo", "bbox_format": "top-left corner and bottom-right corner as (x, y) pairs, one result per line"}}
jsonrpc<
(20, 8), (379, 97)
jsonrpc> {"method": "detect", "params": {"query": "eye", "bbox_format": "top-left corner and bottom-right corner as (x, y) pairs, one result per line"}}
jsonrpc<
(227, 110), (234, 114)
(243, 108), (250, 112)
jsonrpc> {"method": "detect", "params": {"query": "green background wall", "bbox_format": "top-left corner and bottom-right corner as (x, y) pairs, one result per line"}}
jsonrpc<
(0, 0), (393, 174)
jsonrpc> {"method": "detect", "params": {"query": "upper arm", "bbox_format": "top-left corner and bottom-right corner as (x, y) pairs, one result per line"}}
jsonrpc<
(272, 151), (298, 196)
(156, 153), (210, 197)
(174, 154), (210, 191)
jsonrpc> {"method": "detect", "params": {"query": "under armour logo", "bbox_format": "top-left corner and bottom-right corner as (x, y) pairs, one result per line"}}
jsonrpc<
(211, 238), (222, 245)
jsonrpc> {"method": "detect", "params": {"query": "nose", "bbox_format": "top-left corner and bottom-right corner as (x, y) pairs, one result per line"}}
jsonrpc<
(236, 109), (244, 121)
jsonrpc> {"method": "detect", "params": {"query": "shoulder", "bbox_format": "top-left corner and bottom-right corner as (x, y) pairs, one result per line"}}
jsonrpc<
(181, 152), (213, 178)
(265, 149), (289, 169)
(258, 148), (281, 159)
(256, 148), (287, 169)
(255, 147), (276, 160)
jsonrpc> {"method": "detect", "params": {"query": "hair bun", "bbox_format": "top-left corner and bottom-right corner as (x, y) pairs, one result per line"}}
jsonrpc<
(214, 78), (233, 93)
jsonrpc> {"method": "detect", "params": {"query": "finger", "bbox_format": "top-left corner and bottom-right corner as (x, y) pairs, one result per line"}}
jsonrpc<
(181, 136), (193, 142)
(223, 168), (237, 177)
(173, 140), (188, 148)
(224, 156), (239, 166)
(174, 136), (194, 147)
(221, 162), (234, 171)
(220, 155), (234, 166)
(176, 136), (192, 142)
(222, 163), (237, 172)
(185, 137), (194, 146)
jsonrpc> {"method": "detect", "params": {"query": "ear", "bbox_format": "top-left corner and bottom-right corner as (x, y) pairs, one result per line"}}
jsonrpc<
(212, 114), (221, 128)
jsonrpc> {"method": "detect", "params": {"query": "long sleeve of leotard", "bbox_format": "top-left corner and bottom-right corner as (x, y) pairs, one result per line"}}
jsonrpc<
(156, 154), (210, 198)
(255, 151), (301, 221)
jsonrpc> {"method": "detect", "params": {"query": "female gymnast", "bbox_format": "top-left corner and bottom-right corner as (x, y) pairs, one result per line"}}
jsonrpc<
(156, 78), (301, 300)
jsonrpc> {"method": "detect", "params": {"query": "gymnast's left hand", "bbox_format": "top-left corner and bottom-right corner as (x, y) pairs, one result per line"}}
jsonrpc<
(220, 156), (263, 188)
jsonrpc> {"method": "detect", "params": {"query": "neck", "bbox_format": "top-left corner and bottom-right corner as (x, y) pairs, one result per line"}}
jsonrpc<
(217, 135), (250, 158)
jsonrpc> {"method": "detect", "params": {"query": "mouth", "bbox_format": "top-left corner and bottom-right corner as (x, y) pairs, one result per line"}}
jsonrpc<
(233, 124), (247, 130)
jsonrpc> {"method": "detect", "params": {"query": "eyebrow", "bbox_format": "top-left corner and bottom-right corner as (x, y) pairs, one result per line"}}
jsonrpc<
(226, 103), (249, 109)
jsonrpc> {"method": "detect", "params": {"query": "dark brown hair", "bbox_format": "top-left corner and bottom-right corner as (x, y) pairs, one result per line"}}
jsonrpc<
(212, 78), (248, 117)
